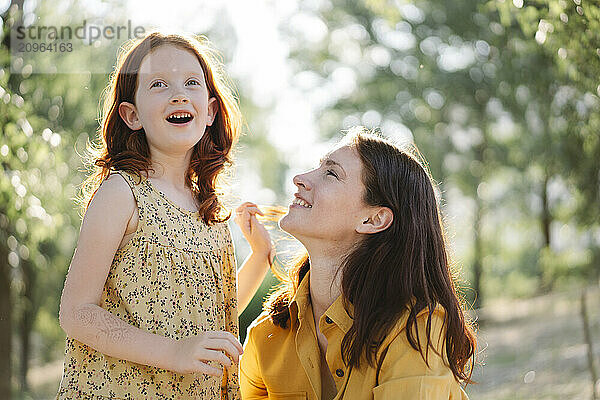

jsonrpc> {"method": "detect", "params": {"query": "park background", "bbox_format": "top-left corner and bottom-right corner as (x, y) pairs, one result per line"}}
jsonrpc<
(1, 0), (599, 398)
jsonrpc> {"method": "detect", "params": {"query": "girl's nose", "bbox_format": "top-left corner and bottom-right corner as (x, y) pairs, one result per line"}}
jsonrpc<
(170, 93), (189, 104)
(293, 173), (312, 190)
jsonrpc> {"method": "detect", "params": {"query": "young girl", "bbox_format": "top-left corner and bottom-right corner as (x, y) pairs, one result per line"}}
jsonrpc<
(57, 32), (272, 399)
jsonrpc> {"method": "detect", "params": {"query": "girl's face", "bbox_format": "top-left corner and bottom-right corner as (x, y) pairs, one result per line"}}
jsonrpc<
(280, 145), (374, 246)
(119, 44), (218, 156)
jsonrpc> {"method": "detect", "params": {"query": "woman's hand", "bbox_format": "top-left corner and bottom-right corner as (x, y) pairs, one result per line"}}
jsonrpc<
(165, 331), (243, 376)
(234, 202), (274, 264)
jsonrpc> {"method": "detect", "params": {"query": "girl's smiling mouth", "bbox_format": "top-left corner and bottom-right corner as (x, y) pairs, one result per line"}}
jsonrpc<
(166, 111), (194, 125)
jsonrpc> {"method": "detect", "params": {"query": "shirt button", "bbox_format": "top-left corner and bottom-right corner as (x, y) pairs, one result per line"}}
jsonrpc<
(335, 368), (344, 377)
(325, 316), (333, 324)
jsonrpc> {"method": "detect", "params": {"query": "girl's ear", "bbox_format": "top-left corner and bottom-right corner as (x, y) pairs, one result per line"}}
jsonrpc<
(206, 97), (218, 126)
(355, 207), (394, 234)
(118, 102), (143, 131)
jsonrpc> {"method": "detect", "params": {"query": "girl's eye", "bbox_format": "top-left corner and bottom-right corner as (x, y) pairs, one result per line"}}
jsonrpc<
(186, 79), (201, 86)
(326, 169), (338, 179)
(151, 81), (166, 88)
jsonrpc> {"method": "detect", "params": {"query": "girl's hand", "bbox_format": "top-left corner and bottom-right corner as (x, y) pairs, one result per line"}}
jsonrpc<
(166, 331), (243, 376)
(234, 202), (274, 264)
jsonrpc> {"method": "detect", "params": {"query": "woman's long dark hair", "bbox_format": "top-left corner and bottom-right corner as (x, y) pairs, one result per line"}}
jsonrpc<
(264, 127), (476, 384)
(81, 32), (241, 224)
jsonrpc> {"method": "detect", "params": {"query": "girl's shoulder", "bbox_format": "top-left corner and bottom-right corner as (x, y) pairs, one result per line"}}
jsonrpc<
(81, 173), (137, 240)
(92, 173), (137, 212)
(104, 170), (152, 213)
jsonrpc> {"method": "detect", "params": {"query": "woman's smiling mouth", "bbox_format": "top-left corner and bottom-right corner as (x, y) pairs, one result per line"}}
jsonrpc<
(291, 197), (312, 208)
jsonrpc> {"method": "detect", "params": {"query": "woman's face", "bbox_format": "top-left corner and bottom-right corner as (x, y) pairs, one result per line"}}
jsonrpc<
(280, 145), (373, 245)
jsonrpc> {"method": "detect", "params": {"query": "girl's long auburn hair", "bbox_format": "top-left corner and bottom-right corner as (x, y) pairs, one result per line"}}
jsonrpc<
(264, 128), (477, 384)
(81, 31), (242, 224)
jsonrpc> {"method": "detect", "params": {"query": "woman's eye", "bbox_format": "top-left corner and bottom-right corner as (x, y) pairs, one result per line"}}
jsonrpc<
(151, 81), (166, 88)
(326, 169), (338, 179)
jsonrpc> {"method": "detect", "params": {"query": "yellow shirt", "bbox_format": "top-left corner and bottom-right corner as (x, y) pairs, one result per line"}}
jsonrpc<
(240, 273), (469, 399)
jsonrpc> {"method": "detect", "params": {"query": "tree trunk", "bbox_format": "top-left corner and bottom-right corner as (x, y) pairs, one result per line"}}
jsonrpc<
(19, 259), (36, 394)
(541, 173), (551, 248)
(540, 171), (554, 292)
(0, 242), (12, 400)
(580, 291), (599, 400)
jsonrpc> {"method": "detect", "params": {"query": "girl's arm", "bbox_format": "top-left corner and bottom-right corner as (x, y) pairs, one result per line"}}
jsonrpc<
(234, 202), (274, 313)
(59, 174), (242, 375)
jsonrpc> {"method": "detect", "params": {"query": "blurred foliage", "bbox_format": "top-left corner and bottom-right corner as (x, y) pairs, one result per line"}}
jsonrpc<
(237, 95), (290, 204)
(495, 0), (600, 231)
(274, 0), (600, 307)
(1, 1), (128, 397)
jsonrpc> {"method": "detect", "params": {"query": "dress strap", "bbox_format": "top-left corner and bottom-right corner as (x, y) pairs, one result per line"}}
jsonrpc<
(110, 170), (148, 227)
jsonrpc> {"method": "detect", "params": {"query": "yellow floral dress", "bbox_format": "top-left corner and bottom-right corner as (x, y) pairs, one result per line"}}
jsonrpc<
(57, 171), (240, 400)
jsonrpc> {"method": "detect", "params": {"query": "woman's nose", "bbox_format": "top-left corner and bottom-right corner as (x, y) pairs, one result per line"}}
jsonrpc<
(293, 173), (312, 190)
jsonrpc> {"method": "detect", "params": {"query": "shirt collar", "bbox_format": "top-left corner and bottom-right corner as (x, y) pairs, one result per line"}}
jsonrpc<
(289, 271), (354, 333)
(323, 293), (353, 334)
(289, 270), (311, 329)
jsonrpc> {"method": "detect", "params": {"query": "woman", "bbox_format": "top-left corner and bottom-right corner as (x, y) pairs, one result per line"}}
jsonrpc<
(240, 128), (477, 399)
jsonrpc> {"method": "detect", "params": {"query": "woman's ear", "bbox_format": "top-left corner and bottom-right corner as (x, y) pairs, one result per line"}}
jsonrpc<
(118, 102), (143, 131)
(206, 97), (218, 126)
(355, 207), (394, 234)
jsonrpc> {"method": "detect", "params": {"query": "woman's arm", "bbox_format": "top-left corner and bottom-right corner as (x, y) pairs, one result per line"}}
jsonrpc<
(234, 202), (273, 313)
(59, 175), (241, 375)
(239, 325), (269, 399)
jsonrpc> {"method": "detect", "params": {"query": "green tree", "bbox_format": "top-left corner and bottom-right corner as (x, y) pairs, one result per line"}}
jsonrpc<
(280, 0), (599, 306)
(495, 0), (600, 283)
